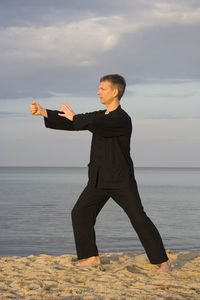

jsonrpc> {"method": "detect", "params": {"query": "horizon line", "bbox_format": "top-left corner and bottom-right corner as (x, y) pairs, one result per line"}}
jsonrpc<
(0, 166), (200, 169)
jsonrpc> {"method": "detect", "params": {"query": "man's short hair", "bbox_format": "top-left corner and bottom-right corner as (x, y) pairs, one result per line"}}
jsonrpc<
(100, 74), (126, 100)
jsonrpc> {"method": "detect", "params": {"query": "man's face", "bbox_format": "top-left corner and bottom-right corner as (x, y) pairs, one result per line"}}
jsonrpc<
(97, 81), (118, 104)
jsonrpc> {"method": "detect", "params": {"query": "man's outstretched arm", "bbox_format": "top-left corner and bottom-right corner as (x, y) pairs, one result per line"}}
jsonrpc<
(30, 102), (75, 120)
(30, 101), (75, 131)
(30, 102), (96, 132)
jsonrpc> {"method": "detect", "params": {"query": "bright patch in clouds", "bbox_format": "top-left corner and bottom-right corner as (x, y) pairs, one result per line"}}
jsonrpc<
(0, 17), (122, 67)
(1, 2), (199, 69)
(152, 2), (200, 24)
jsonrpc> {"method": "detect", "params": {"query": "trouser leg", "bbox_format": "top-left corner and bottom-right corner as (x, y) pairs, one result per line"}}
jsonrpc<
(110, 177), (168, 264)
(71, 184), (109, 260)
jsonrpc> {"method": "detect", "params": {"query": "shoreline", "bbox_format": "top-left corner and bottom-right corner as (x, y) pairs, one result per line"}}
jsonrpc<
(0, 250), (200, 299)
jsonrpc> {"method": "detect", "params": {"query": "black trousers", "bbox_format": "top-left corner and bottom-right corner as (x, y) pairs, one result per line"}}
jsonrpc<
(71, 176), (168, 264)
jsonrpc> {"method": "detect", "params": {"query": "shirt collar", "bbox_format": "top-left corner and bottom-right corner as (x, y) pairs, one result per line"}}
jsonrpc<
(104, 105), (121, 115)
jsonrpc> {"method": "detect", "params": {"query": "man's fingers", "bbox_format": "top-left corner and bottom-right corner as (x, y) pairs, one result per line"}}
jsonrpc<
(30, 103), (37, 110)
(60, 103), (71, 110)
(30, 102), (42, 116)
(30, 103), (38, 111)
(31, 102), (38, 106)
(30, 106), (36, 113)
(61, 103), (69, 107)
(58, 106), (66, 113)
(58, 103), (75, 121)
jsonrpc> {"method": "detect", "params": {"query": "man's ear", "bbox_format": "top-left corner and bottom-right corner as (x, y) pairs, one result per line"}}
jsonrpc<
(113, 88), (119, 98)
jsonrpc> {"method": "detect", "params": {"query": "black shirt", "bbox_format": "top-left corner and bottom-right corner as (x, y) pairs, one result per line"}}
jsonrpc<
(44, 105), (135, 188)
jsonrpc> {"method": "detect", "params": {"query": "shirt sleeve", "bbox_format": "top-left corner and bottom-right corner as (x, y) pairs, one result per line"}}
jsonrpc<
(73, 111), (99, 131)
(44, 109), (101, 132)
(44, 110), (74, 131)
(90, 113), (132, 137)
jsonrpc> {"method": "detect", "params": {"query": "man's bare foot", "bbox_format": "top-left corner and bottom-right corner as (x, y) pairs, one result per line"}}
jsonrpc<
(157, 259), (172, 272)
(76, 256), (101, 267)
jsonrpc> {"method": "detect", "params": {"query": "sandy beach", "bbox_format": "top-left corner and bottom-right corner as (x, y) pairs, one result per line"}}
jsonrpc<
(0, 250), (200, 299)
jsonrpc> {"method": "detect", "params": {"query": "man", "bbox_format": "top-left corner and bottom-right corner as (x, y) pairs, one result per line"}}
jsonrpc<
(30, 74), (171, 272)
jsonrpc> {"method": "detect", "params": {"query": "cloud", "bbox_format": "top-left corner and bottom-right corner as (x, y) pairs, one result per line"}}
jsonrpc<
(128, 91), (197, 98)
(1, 1), (199, 65)
(148, 2), (200, 25)
(1, 0), (200, 26)
(0, 0), (200, 99)
(0, 17), (121, 67)
(0, 16), (124, 99)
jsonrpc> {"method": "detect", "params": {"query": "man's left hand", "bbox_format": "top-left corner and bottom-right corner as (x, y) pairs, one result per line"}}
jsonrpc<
(58, 103), (75, 121)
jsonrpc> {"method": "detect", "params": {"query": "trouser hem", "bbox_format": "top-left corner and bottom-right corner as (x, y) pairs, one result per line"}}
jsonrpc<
(77, 252), (99, 260)
(149, 256), (169, 265)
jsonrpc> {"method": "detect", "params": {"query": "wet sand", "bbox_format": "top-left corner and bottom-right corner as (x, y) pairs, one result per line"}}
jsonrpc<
(0, 250), (200, 299)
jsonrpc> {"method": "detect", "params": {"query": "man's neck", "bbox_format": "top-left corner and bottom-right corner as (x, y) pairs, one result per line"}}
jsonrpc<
(105, 99), (120, 114)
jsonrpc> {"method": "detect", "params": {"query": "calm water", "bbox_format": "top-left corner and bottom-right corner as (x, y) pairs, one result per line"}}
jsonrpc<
(0, 167), (199, 257)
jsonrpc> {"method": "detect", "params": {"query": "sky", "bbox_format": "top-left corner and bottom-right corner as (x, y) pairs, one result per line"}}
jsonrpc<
(0, 0), (200, 167)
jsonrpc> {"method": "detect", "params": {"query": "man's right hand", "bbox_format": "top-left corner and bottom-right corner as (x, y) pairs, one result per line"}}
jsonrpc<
(30, 102), (47, 118)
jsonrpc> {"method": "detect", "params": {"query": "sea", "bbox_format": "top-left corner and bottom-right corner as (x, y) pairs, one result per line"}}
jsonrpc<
(0, 167), (199, 257)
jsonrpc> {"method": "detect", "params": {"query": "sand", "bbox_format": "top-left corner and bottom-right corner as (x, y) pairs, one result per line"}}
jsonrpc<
(0, 250), (200, 299)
